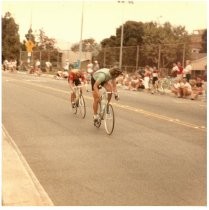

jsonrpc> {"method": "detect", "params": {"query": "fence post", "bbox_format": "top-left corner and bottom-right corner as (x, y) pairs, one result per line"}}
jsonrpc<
(19, 50), (22, 64)
(158, 45), (161, 70)
(182, 43), (186, 68)
(136, 45), (139, 70)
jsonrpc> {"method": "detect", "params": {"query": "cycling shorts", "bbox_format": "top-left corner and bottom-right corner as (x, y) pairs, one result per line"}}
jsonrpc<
(91, 77), (105, 91)
(72, 79), (81, 86)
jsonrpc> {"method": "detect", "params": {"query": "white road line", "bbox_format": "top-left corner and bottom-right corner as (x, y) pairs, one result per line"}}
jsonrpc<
(8, 78), (207, 132)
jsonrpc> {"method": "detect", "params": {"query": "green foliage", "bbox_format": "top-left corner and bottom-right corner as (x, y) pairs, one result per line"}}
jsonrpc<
(97, 20), (191, 68)
(71, 38), (101, 58)
(36, 29), (56, 50)
(2, 12), (21, 61)
(22, 28), (60, 67)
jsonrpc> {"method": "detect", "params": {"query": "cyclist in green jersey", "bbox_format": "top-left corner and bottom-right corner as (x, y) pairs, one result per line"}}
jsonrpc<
(91, 66), (123, 122)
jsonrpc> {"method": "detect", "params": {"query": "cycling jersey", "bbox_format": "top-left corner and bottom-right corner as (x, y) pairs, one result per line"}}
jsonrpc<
(92, 68), (112, 83)
(68, 69), (85, 86)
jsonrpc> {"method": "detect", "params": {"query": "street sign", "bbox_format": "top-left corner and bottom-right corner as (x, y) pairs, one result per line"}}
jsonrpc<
(25, 40), (35, 52)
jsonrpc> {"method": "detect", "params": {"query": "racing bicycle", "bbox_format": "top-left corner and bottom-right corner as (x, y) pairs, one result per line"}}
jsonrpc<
(71, 85), (86, 118)
(94, 89), (118, 135)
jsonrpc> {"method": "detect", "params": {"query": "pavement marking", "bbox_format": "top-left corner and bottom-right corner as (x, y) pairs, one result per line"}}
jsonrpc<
(7, 78), (207, 132)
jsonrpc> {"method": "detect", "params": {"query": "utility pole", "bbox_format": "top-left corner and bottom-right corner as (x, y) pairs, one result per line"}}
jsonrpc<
(78, 0), (84, 69)
(117, 0), (134, 70)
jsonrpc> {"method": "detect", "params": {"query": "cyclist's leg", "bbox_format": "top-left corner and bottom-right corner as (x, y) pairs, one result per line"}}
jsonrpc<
(70, 80), (77, 103)
(103, 81), (112, 103)
(91, 77), (100, 118)
(71, 89), (76, 103)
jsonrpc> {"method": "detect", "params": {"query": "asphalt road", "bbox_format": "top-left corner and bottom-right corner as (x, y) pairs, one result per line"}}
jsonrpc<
(2, 71), (207, 206)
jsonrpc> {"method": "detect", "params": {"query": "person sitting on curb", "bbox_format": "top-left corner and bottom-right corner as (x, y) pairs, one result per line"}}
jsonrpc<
(171, 78), (181, 97)
(122, 73), (131, 89)
(178, 77), (192, 98)
(129, 74), (140, 91)
(190, 77), (204, 100)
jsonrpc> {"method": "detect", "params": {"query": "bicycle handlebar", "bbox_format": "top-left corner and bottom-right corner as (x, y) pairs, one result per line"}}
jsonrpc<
(72, 85), (85, 89)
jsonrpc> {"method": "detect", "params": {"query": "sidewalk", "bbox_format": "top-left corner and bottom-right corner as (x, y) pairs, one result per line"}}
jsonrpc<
(2, 126), (54, 206)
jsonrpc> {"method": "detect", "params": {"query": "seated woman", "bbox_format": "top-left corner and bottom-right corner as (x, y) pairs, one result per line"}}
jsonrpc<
(171, 78), (180, 96)
(178, 78), (192, 98)
(129, 74), (140, 91)
(190, 77), (204, 100)
(122, 73), (131, 89)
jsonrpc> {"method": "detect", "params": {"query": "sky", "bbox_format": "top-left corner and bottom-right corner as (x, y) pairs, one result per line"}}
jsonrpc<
(2, 0), (208, 49)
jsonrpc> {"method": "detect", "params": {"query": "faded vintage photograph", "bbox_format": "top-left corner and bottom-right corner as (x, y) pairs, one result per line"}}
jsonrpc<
(2, 0), (207, 207)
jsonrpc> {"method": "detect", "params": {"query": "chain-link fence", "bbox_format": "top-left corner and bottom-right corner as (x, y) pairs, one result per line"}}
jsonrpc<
(19, 42), (189, 77)
(98, 43), (187, 77)
(19, 49), (92, 72)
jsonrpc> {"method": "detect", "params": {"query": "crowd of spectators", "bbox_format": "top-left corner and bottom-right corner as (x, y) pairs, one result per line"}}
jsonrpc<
(115, 61), (206, 101)
(3, 58), (206, 101)
(3, 59), (17, 72)
(115, 65), (159, 92)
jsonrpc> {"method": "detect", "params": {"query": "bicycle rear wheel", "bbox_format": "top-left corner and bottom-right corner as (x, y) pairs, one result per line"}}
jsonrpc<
(104, 104), (115, 135)
(78, 95), (86, 118)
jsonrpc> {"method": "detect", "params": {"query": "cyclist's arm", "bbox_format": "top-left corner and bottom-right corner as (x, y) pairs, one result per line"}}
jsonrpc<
(81, 74), (87, 84)
(68, 78), (75, 92)
(111, 78), (117, 93)
(111, 78), (120, 100)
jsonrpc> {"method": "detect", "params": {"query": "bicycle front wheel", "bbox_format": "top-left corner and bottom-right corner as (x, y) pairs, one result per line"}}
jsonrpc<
(71, 101), (77, 115)
(104, 104), (115, 135)
(78, 95), (86, 118)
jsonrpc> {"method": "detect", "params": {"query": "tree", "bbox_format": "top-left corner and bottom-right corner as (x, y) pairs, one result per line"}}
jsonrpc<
(36, 29), (56, 50)
(2, 12), (21, 61)
(200, 29), (207, 53)
(71, 38), (101, 58)
(98, 20), (191, 69)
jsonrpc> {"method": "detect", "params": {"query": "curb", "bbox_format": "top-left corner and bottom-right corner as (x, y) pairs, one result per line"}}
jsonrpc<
(2, 125), (54, 206)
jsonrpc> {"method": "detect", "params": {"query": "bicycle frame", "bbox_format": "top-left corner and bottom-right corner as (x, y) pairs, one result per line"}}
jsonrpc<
(94, 89), (116, 135)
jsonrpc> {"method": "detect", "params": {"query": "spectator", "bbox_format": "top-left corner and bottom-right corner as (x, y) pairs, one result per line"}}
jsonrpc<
(177, 61), (183, 80)
(116, 74), (124, 86)
(171, 78), (181, 96)
(93, 60), (99, 73)
(45, 61), (52, 72)
(190, 77), (204, 100)
(183, 60), (192, 82)
(9, 59), (17, 72)
(171, 62), (178, 78)
(35, 59), (41, 69)
(55, 69), (69, 79)
(151, 66), (159, 94)
(55, 70), (63, 79)
(122, 73), (131, 89)
(34, 59), (42, 76)
(3, 59), (9, 71)
(64, 60), (69, 71)
(69, 63), (74, 71)
(144, 65), (151, 91)
(62, 70), (69, 79)
(129, 73), (140, 91)
(87, 60), (93, 74)
(178, 77), (192, 98)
